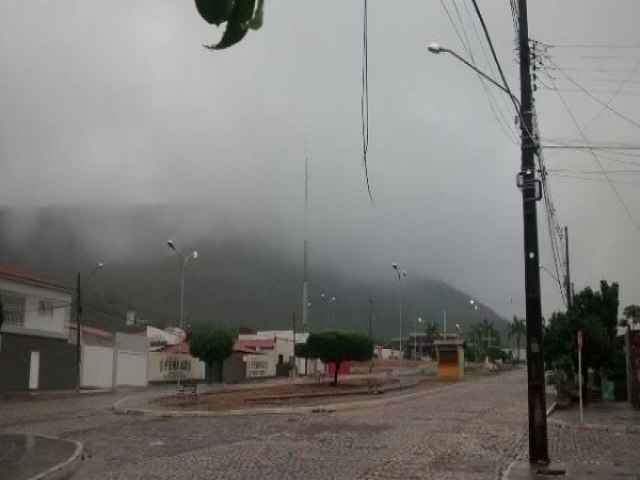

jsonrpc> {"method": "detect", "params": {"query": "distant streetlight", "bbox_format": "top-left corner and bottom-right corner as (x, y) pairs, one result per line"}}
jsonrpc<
(392, 262), (407, 369)
(76, 262), (104, 391)
(328, 296), (336, 328)
(469, 299), (479, 365)
(167, 239), (198, 395)
(414, 316), (422, 360)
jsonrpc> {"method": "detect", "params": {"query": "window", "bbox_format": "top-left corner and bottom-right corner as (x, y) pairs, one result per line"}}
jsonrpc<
(1, 292), (26, 327)
(38, 300), (54, 317)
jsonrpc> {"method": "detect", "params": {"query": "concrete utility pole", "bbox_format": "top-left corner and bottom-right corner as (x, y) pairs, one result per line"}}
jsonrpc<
(75, 272), (82, 392)
(518, 0), (549, 464)
(75, 263), (104, 392)
(564, 226), (572, 309)
(368, 299), (374, 341)
(292, 309), (297, 377)
(302, 153), (309, 333)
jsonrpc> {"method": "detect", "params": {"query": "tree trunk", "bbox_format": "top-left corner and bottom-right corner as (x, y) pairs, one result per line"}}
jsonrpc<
(333, 360), (341, 386)
(516, 338), (521, 361)
(207, 362), (213, 384)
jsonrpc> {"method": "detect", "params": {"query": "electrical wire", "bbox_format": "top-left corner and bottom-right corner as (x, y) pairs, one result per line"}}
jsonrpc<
(361, 0), (373, 204)
(547, 168), (640, 175)
(544, 73), (640, 235)
(534, 117), (568, 305)
(460, 0), (519, 142)
(549, 58), (640, 132)
(469, 0), (519, 115)
(548, 173), (640, 187)
(438, 0), (518, 144)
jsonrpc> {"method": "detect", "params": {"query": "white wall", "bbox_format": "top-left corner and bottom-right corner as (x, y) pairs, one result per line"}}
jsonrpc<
(245, 353), (275, 378)
(147, 352), (205, 382)
(81, 345), (113, 389)
(114, 333), (148, 387)
(0, 278), (71, 336)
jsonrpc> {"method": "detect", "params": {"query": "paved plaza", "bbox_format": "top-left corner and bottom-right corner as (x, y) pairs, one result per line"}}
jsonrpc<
(1, 369), (638, 479)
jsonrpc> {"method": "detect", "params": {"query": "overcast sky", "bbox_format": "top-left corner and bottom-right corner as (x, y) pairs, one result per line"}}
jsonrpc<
(1, 1), (640, 319)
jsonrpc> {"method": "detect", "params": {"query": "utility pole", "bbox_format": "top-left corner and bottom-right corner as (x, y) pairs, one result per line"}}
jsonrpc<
(518, 0), (549, 464)
(292, 310), (297, 377)
(368, 299), (374, 341)
(302, 153), (309, 333)
(443, 309), (447, 337)
(564, 226), (572, 309)
(75, 272), (82, 392)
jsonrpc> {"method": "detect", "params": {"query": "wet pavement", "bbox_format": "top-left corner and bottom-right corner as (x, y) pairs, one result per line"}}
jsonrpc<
(0, 434), (77, 480)
(551, 400), (640, 429)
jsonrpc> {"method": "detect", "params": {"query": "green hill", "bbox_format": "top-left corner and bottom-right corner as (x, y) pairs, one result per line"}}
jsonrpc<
(0, 206), (509, 341)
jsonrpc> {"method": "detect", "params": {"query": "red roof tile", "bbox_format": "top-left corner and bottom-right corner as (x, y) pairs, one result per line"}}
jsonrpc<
(0, 266), (71, 293)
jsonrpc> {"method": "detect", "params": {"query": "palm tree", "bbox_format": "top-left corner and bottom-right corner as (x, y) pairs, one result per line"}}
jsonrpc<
(508, 316), (526, 361)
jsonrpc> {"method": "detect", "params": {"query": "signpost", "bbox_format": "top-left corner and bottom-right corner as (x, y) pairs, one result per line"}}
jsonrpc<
(577, 330), (584, 424)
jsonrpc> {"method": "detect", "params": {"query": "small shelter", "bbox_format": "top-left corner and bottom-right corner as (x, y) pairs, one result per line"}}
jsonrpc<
(434, 336), (465, 380)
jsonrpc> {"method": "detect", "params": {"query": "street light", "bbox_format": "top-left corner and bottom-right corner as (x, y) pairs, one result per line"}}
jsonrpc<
(429, 30), (550, 463)
(469, 299), (479, 365)
(427, 42), (521, 111)
(392, 262), (407, 369)
(76, 262), (104, 391)
(415, 316), (422, 360)
(329, 296), (336, 328)
(167, 239), (198, 395)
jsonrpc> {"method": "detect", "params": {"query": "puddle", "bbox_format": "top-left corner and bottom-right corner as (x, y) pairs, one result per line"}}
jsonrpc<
(0, 434), (75, 480)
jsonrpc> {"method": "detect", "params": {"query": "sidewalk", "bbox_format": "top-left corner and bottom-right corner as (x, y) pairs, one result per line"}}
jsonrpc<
(508, 401), (640, 479)
(0, 433), (82, 480)
(550, 400), (640, 431)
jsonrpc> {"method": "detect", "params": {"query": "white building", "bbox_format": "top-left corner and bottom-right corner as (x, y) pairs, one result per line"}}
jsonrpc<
(0, 267), (76, 391)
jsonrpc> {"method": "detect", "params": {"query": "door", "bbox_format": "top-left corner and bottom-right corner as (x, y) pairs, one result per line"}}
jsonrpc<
(116, 351), (147, 387)
(29, 351), (40, 390)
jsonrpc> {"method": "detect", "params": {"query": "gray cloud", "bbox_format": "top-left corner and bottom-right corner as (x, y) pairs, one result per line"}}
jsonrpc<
(1, 0), (639, 318)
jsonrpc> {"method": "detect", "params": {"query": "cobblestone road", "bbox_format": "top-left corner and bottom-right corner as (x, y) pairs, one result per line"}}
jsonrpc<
(1, 370), (532, 479)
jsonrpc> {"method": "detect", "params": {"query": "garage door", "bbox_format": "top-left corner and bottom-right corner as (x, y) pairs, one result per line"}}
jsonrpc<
(116, 351), (147, 387)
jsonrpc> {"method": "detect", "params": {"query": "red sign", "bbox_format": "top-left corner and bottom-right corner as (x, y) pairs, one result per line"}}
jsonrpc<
(577, 330), (583, 350)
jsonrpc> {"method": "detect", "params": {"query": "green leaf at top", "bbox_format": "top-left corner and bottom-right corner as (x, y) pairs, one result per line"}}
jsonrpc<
(195, 0), (235, 26)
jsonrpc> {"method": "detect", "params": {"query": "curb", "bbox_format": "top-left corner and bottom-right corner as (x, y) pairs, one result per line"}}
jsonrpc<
(27, 436), (83, 480)
(113, 380), (467, 418)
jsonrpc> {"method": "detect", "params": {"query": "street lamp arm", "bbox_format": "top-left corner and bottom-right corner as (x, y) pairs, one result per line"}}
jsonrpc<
(80, 263), (104, 291)
(442, 48), (521, 111)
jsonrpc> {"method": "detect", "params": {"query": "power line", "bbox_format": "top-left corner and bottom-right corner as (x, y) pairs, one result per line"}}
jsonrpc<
(437, 0), (518, 143)
(548, 173), (640, 187)
(545, 73), (640, 235)
(460, 0), (519, 141)
(469, 0), (519, 115)
(361, 0), (373, 203)
(548, 59), (640, 132)
(548, 168), (640, 175)
(544, 44), (640, 49)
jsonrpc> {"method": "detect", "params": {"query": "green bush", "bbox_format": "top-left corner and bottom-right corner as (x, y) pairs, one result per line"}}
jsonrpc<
(553, 355), (576, 407)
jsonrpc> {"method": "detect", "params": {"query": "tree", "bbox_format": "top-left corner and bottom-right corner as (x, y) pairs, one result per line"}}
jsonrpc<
(545, 281), (624, 401)
(306, 331), (373, 385)
(623, 305), (640, 326)
(508, 317), (526, 361)
(189, 328), (234, 384)
(480, 318), (501, 350)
